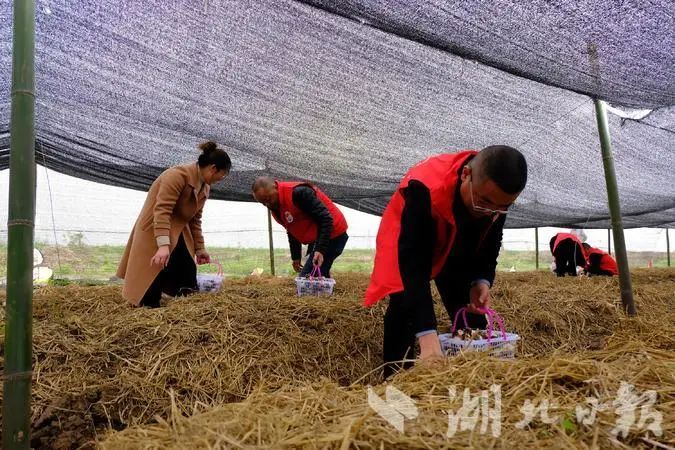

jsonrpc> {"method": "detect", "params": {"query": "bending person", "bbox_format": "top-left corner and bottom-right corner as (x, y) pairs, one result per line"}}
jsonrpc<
(582, 243), (618, 276)
(364, 146), (528, 378)
(117, 141), (231, 307)
(252, 177), (348, 278)
(549, 232), (586, 277)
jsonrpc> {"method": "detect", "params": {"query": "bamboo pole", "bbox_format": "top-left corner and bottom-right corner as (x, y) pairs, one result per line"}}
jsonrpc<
(593, 99), (636, 315)
(667, 228), (671, 267)
(3, 0), (37, 448)
(267, 209), (275, 276)
(535, 227), (539, 270)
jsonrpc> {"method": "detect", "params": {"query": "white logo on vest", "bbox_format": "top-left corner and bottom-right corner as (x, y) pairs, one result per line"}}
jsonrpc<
(284, 211), (294, 223)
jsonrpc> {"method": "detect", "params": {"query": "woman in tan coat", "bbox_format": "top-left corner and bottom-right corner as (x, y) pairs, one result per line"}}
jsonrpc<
(117, 141), (231, 307)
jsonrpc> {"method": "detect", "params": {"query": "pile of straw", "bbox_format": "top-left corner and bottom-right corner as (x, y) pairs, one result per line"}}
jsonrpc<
(0, 269), (672, 449)
(1, 274), (382, 448)
(101, 340), (674, 449)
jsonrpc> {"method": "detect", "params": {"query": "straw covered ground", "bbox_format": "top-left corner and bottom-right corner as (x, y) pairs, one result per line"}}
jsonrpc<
(0, 269), (673, 449)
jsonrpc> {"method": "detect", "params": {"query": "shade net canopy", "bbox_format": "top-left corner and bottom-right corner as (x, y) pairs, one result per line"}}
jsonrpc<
(1, 0), (674, 228)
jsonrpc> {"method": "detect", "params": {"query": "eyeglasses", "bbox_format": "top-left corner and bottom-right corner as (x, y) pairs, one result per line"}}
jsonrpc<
(469, 178), (510, 215)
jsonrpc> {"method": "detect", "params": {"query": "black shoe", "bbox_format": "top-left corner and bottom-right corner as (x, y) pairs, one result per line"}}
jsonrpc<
(141, 298), (161, 308)
(176, 287), (196, 297)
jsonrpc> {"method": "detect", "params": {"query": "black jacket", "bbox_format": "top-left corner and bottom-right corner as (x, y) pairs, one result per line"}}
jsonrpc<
(287, 185), (333, 260)
(398, 173), (505, 334)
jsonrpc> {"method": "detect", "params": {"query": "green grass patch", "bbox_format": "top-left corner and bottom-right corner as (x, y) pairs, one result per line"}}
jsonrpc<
(0, 244), (670, 280)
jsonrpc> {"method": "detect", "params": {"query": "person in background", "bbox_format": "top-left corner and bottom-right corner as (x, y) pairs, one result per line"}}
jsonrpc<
(364, 145), (528, 378)
(117, 141), (231, 307)
(549, 232), (587, 277)
(252, 177), (349, 278)
(582, 243), (618, 276)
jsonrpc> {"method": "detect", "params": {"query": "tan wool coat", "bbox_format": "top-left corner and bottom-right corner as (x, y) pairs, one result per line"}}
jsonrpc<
(117, 163), (209, 305)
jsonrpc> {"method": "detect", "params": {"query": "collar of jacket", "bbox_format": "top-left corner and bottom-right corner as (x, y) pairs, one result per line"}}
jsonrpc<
(187, 163), (208, 200)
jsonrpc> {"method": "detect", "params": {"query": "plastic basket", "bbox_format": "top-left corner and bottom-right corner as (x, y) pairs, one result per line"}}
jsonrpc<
(295, 266), (336, 297)
(196, 259), (224, 293)
(439, 307), (519, 358)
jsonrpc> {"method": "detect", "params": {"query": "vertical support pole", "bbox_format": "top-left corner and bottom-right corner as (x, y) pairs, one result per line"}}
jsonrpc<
(667, 228), (671, 267)
(535, 227), (539, 270)
(267, 209), (275, 276)
(593, 99), (636, 315)
(608, 228), (612, 255)
(4, 0), (37, 448)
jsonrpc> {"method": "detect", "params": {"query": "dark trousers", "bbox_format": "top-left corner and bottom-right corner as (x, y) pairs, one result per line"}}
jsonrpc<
(552, 239), (585, 277)
(140, 234), (197, 308)
(588, 269), (614, 277)
(299, 233), (349, 278)
(382, 271), (488, 378)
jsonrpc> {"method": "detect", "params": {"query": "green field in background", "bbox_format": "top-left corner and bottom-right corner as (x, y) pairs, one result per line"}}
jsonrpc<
(0, 243), (670, 280)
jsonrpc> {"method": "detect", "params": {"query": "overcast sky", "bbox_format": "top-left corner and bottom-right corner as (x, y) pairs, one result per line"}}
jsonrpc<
(0, 168), (670, 253)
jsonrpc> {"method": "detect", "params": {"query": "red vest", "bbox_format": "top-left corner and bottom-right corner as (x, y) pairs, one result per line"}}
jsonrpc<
(587, 247), (618, 275)
(272, 181), (348, 244)
(365, 151), (490, 306)
(552, 233), (584, 254)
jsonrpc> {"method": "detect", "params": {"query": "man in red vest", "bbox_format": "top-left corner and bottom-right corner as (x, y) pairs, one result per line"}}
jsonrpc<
(252, 177), (349, 277)
(364, 146), (528, 377)
(582, 243), (618, 276)
(549, 232), (587, 277)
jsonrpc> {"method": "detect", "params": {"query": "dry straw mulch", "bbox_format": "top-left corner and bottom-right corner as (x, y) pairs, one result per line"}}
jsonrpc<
(0, 269), (673, 449)
(101, 340), (674, 450)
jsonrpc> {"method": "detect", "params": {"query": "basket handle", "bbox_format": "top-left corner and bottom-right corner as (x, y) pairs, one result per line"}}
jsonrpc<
(213, 258), (224, 277)
(309, 264), (322, 278)
(450, 307), (469, 335)
(479, 308), (507, 342)
(451, 306), (507, 342)
(197, 257), (223, 277)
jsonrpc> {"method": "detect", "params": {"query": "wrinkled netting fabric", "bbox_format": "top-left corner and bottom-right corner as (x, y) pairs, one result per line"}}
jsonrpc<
(1, 0), (673, 228)
(300, 1), (675, 109)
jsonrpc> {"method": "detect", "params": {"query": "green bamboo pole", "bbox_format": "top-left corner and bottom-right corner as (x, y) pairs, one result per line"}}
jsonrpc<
(267, 209), (275, 276)
(3, 0), (37, 448)
(593, 99), (636, 315)
(535, 227), (539, 270)
(608, 228), (611, 255)
(667, 228), (671, 267)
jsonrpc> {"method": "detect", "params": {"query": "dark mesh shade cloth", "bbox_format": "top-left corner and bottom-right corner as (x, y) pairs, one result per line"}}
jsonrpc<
(1, 1), (673, 228)
(301, 0), (675, 109)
